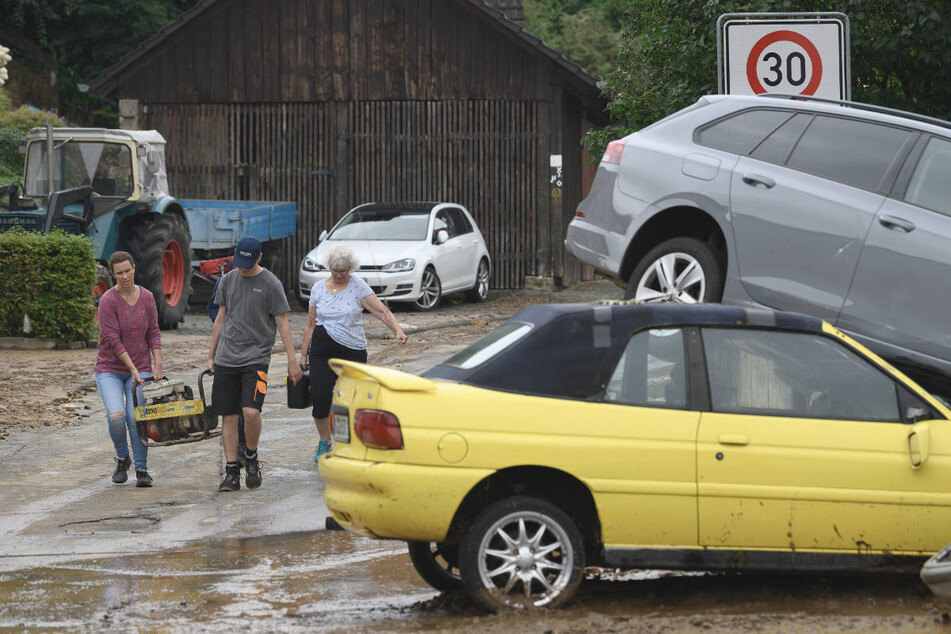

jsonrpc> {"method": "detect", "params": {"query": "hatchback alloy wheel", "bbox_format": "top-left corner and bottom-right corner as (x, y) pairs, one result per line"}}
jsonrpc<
(460, 496), (584, 611)
(415, 266), (442, 311)
(466, 259), (490, 303)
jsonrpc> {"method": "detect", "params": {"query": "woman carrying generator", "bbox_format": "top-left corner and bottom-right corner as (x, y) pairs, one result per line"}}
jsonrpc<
(299, 243), (408, 463)
(94, 251), (163, 487)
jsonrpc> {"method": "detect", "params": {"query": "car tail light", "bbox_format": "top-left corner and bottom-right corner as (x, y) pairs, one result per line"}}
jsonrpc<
(602, 139), (626, 165)
(354, 409), (404, 449)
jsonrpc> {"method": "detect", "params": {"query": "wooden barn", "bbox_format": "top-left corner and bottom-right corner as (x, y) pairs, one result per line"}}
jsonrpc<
(89, 0), (607, 294)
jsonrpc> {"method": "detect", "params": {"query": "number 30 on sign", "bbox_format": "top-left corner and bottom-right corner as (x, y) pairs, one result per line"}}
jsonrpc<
(723, 19), (847, 100)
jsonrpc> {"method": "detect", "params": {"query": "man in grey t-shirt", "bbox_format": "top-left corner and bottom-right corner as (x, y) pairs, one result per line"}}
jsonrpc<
(207, 237), (302, 492)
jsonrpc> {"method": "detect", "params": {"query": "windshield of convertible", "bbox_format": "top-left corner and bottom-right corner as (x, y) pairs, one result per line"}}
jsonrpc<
(25, 141), (134, 198)
(329, 208), (431, 241)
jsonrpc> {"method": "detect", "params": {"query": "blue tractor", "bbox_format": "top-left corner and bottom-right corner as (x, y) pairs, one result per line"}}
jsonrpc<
(0, 127), (296, 328)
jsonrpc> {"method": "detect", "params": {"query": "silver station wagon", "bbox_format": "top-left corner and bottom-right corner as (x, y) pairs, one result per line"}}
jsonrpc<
(566, 94), (951, 398)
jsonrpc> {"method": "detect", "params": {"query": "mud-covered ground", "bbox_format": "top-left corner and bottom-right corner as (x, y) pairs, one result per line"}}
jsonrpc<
(2, 280), (951, 632)
(0, 282), (590, 438)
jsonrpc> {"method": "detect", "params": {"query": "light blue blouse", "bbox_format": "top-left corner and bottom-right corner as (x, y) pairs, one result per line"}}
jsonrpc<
(309, 276), (374, 350)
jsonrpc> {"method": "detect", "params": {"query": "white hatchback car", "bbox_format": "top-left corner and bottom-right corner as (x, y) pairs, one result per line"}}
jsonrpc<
(298, 202), (491, 310)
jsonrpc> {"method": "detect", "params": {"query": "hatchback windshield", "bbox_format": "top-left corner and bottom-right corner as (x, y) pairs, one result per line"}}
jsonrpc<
(25, 141), (134, 198)
(329, 209), (431, 241)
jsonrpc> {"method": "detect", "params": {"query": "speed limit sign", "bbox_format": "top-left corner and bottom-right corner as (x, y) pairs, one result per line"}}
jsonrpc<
(718, 14), (849, 100)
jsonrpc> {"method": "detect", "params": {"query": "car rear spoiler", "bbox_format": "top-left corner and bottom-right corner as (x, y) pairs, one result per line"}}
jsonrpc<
(329, 359), (436, 392)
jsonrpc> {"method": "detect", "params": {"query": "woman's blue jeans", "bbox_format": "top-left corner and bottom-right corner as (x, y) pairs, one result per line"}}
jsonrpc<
(95, 371), (151, 471)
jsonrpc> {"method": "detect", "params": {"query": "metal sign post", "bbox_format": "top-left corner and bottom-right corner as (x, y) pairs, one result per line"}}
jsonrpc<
(717, 13), (850, 100)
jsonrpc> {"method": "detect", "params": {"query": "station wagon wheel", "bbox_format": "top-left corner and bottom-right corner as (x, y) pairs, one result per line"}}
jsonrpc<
(626, 237), (723, 304)
(465, 258), (490, 303)
(415, 266), (442, 311)
(460, 496), (584, 611)
(407, 541), (462, 592)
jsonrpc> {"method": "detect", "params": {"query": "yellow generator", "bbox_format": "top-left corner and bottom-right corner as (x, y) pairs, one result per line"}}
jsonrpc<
(134, 370), (220, 447)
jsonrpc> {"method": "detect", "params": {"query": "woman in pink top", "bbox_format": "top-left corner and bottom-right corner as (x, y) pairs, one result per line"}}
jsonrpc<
(95, 251), (163, 487)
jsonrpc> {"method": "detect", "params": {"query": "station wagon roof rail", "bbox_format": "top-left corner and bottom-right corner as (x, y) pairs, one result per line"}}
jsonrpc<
(758, 93), (951, 132)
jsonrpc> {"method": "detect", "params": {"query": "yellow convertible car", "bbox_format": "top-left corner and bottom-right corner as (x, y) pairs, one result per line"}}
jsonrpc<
(320, 302), (951, 611)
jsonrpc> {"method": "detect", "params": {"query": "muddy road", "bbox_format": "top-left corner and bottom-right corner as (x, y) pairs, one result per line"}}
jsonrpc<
(0, 282), (949, 632)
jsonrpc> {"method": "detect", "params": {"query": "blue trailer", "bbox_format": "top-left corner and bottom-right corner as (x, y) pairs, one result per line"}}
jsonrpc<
(0, 127), (297, 329)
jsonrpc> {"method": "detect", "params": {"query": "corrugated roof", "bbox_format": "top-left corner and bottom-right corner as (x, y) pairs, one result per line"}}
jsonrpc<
(88, 0), (603, 109)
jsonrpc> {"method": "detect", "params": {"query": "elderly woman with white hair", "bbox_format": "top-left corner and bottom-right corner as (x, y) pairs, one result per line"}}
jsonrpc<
(299, 243), (408, 463)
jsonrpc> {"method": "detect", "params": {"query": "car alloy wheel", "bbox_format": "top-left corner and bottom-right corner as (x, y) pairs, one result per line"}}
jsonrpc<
(636, 252), (705, 303)
(415, 266), (442, 311)
(407, 541), (462, 592)
(626, 237), (723, 304)
(466, 259), (490, 303)
(460, 496), (584, 611)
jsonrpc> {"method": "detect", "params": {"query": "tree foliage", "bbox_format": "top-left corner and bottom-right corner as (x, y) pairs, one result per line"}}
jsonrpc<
(524, 0), (627, 79)
(0, 0), (199, 125)
(589, 0), (951, 153)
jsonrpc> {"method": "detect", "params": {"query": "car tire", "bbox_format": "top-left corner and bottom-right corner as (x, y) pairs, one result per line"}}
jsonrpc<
(407, 541), (463, 592)
(460, 496), (584, 611)
(465, 258), (490, 303)
(625, 237), (723, 303)
(415, 266), (442, 311)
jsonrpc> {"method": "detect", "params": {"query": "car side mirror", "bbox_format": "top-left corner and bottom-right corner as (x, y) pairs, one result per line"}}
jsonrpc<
(908, 421), (931, 469)
(434, 228), (449, 245)
(318, 229), (328, 242)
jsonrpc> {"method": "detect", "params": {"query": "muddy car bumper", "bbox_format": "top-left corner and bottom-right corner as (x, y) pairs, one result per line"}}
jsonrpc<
(319, 455), (492, 542)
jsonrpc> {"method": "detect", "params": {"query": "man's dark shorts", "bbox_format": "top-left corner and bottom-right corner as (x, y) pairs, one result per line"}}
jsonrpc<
(212, 364), (270, 415)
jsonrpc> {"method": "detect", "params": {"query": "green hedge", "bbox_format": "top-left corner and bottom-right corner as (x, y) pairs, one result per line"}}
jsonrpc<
(0, 228), (96, 342)
(0, 127), (25, 184)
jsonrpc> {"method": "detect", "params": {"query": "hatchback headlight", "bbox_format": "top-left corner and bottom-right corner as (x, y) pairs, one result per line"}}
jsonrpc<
(302, 257), (324, 272)
(382, 258), (415, 272)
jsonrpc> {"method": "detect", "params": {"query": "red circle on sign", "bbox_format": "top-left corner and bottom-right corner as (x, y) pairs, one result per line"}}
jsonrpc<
(746, 30), (823, 95)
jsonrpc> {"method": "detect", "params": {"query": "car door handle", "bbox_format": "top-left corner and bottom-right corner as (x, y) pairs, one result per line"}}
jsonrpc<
(741, 173), (775, 189)
(717, 434), (750, 446)
(879, 215), (916, 233)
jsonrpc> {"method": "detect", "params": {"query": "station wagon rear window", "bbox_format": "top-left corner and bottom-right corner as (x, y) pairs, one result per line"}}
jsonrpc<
(443, 322), (532, 369)
(697, 109), (794, 155)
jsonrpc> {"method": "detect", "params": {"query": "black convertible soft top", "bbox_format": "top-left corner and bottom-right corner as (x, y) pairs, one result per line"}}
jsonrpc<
(423, 302), (823, 399)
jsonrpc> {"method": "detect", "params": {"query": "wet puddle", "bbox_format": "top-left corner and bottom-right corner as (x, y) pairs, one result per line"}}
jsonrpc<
(0, 530), (437, 632)
(0, 530), (945, 632)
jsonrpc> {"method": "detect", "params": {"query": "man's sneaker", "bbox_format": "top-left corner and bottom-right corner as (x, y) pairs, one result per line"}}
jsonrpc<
(112, 456), (132, 484)
(135, 470), (153, 488)
(218, 466), (241, 492)
(245, 457), (262, 489)
(314, 439), (332, 463)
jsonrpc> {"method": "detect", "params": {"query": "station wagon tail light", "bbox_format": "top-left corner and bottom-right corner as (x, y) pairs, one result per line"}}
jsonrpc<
(602, 139), (626, 165)
(354, 409), (403, 449)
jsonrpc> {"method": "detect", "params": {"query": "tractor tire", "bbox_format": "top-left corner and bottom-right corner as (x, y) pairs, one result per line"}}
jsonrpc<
(126, 213), (193, 329)
(93, 264), (113, 308)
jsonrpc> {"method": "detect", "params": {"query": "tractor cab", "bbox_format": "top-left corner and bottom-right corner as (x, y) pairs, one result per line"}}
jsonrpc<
(0, 128), (170, 235)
